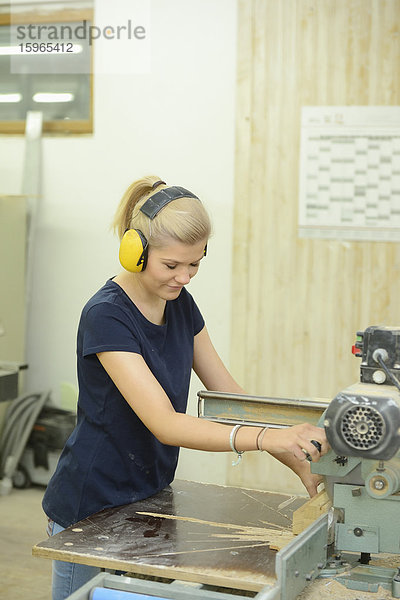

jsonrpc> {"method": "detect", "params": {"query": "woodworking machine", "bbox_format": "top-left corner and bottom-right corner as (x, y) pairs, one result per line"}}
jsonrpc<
(39, 326), (400, 600)
(198, 325), (400, 600)
(312, 325), (400, 597)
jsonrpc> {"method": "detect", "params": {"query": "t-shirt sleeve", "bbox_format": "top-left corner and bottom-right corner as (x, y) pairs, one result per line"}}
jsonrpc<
(81, 302), (141, 357)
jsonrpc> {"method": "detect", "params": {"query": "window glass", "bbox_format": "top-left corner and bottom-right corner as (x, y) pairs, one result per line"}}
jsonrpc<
(0, 9), (93, 133)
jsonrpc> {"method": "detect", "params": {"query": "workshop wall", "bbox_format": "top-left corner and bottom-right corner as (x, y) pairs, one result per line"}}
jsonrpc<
(0, 0), (237, 485)
(228, 0), (400, 494)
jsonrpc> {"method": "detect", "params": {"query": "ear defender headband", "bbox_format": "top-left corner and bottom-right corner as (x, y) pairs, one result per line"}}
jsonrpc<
(119, 183), (205, 273)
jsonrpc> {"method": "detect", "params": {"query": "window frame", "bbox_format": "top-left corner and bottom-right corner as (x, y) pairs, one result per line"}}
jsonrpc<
(0, 8), (94, 135)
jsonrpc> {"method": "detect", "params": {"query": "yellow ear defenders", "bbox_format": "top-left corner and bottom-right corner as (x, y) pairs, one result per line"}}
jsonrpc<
(119, 228), (149, 273)
(119, 185), (204, 273)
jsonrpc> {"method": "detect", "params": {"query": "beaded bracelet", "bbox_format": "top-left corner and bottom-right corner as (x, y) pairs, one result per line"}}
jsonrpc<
(229, 424), (244, 466)
(256, 426), (269, 452)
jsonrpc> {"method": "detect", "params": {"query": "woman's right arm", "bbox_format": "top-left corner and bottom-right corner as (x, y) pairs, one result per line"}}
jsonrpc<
(97, 350), (328, 464)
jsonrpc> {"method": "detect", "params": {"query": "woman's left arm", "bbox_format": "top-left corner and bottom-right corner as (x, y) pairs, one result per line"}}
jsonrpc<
(193, 325), (324, 497)
(193, 326), (245, 393)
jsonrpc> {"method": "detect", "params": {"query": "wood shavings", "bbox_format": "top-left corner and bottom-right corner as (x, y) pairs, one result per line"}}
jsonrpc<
(136, 511), (294, 551)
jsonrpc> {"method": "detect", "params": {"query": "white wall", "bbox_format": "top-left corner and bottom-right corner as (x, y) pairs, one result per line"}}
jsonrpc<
(0, 0), (237, 484)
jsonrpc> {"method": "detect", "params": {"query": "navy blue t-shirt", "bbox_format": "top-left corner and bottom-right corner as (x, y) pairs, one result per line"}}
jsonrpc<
(42, 279), (204, 528)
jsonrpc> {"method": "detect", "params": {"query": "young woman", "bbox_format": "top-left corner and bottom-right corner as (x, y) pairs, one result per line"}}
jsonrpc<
(42, 175), (328, 600)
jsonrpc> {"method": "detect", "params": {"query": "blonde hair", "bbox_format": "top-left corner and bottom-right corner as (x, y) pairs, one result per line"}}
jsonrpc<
(112, 175), (212, 248)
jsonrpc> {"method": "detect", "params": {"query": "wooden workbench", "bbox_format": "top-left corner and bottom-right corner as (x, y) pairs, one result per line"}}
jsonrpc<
(33, 479), (307, 592)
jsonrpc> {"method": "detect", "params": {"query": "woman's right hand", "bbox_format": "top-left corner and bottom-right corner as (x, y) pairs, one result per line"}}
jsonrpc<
(261, 423), (328, 463)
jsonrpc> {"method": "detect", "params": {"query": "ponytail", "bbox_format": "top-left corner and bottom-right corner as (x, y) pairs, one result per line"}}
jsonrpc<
(112, 175), (166, 239)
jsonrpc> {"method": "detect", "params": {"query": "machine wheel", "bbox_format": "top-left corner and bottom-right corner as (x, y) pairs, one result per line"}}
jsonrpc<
(12, 464), (31, 489)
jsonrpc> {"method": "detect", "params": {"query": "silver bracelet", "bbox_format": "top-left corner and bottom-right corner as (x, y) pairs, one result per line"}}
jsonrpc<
(230, 424), (244, 466)
(257, 426), (269, 452)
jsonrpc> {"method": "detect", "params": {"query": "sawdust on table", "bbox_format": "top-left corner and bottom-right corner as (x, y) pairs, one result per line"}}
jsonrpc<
(298, 554), (400, 600)
(297, 578), (393, 600)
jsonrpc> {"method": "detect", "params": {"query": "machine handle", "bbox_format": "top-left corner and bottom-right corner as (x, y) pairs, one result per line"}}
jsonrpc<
(305, 440), (322, 461)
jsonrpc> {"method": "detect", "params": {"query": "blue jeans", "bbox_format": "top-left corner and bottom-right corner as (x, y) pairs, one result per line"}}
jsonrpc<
(48, 520), (101, 600)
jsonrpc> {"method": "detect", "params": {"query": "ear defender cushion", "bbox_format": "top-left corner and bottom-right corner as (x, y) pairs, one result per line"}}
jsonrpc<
(119, 229), (148, 272)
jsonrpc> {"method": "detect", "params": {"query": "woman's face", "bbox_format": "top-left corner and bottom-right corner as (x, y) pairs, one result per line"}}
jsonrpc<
(140, 238), (207, 300)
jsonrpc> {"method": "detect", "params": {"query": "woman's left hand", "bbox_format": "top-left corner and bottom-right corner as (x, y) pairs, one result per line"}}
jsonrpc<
(267, 448), (324, 497)
(293, 460), (324, 497)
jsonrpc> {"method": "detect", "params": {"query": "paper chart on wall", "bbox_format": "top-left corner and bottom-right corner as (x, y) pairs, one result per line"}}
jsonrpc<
(298, 106), (400, 241)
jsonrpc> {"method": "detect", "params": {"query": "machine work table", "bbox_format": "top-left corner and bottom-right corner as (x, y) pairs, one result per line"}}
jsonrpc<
(32, 479), (307, 593)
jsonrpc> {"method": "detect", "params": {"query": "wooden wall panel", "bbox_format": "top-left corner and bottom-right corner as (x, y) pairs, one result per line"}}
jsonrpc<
(228, 0), (400, 493)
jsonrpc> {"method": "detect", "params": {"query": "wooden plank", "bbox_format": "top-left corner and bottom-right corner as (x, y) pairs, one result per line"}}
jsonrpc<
(292, 489), (331, 535)
(0, 196), (26, 364)
(0, 120), (93, 135)
(0, 9), (93, 26)
(33, 480), (307, 593)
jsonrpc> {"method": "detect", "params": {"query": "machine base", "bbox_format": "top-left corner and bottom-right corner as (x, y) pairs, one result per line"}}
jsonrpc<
(336, 564), (400, 597)
(319, 554), (400, 597)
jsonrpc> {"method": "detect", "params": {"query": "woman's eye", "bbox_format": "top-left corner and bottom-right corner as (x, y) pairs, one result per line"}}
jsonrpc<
(165, 262), (199, 270)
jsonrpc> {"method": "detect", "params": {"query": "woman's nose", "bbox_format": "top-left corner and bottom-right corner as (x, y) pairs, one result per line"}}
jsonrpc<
(174, 268), (191, 284)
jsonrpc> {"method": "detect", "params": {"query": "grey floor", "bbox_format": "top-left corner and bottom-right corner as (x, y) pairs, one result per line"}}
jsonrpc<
(1, 485), (52, 599)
